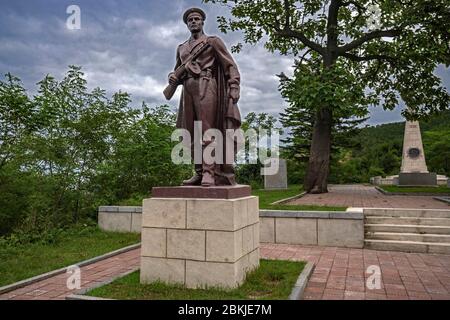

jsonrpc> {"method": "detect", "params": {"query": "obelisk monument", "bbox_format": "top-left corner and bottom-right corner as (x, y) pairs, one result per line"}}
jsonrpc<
(398, 120), (437, 186)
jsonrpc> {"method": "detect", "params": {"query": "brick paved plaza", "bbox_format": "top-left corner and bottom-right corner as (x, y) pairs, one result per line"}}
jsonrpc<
(0, 249), (140, 300)
(262, 244), (450, 300)
(289, 184), (449, 209)
(2, 243), (449, 300)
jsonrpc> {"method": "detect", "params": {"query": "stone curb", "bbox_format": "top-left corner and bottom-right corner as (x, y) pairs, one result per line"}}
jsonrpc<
(375, 186), (450, 197)
(289, 262), (315, 300)
(0, 243), (141, 295)
(67, 262), (315, 301)
(270, 192), (307, 205)
(434, 197), (450, 205)
(66, 268), (139, 300)
(260, 210), (363, 220)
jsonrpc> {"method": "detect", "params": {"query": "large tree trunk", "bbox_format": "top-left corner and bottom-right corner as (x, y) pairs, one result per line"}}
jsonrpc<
(304, 107), (333, 194)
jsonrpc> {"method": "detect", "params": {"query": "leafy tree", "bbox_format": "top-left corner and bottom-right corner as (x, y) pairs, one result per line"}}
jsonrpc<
(278, 70), (367, 179)
(0, 73), (36, 170)
(93, 104), (192, 203)
(0, 67), (193, 237)
(236, 112), (281, 188)
(204, 0), (450, 193)
(424, 128), (450, 177)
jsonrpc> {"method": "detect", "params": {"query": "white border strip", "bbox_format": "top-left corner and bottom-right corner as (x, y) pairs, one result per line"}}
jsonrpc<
(289, 262), (315, 300)
(270, 192), (307, 205)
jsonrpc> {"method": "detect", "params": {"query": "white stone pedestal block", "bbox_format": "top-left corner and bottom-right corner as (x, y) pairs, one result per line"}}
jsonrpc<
(140, 196), (260, 289)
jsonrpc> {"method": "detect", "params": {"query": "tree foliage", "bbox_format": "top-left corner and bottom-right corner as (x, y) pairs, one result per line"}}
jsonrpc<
(204, 0), (450, 192)
(206, 0), (449, 117)
(0, 67), (191, 236)
(236, 112), (281, 188)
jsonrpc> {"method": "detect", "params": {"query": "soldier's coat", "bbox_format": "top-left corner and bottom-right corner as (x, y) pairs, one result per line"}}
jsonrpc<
(173, 34), (241, 132)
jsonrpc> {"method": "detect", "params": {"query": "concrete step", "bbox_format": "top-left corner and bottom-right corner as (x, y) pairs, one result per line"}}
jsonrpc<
(364, 208), (450, 218)
(365, 216), (450, 226)
(365, 232), (450, 243)
(364, 239), (450, 255)
(365, 224), (450, 235)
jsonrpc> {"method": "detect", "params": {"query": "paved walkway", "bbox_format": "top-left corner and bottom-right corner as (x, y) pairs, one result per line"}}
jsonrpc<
(289, 184), (449, 209)
(262, 244), (450, 300)
(1, 244), (449, 300)
(0, 249), (140, 300)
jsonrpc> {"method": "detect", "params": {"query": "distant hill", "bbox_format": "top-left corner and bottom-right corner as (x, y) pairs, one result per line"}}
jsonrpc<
(358, 109), (450, 147)
(328, 110), (450, 183)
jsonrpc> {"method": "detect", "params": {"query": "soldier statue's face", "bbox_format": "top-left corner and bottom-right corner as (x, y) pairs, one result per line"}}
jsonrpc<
(187, 13), (204, 33)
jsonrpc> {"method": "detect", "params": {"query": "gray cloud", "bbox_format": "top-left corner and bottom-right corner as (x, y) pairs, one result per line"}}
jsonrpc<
(0, 0), (448, 126)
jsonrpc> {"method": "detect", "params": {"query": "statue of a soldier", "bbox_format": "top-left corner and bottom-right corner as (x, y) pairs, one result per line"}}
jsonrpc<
(165, 7), (242, 187)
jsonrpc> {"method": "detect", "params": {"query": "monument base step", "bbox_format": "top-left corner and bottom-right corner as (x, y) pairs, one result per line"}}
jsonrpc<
(363, 208), (450, 219)
(365, 232), (450, 243)
(365, 216), (450, 226)
(364, 239), (450, 255)
(398, 172), (437, 186)
(365, 224), (450, 235)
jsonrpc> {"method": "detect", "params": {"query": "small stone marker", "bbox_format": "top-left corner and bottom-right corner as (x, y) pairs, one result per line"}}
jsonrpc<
(264, 158), (288, 190)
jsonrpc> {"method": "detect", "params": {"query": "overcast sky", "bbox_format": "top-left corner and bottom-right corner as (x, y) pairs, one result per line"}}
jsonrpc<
(0, 0), (448, 126)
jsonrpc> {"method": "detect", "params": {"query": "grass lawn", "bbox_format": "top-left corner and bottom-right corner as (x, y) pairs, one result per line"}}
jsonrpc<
(0, 227), (140, 287)
(87, 259), (304, 300)
(380, 185), (450, 194)
(252, 185), (347, 211)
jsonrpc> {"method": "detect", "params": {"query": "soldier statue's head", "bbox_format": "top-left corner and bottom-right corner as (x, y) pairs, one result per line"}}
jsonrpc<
(183, 8), (206, 34)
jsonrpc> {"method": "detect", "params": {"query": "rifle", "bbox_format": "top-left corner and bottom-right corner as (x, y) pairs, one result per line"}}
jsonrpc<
(163, 41), (211, 100)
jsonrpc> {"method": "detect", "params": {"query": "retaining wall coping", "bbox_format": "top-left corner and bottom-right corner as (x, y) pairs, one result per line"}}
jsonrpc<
(259, 209), (363, 220)
(98, 206), (142, 213)
(99, 207), (364, 219)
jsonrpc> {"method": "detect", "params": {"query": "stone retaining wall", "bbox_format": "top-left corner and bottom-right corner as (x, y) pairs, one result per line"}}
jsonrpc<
(98, 206), (142, 233)
(259, 210), (364, 248)
(98, 206), (364, 249)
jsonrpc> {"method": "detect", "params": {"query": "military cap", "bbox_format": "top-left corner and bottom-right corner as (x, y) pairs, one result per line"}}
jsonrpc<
(183, 7), (206, 24)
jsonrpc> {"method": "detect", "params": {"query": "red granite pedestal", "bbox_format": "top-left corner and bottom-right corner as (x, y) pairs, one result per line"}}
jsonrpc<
(151, 184), (251, 199)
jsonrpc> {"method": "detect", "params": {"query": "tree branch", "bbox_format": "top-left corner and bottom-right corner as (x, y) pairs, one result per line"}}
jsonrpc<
(327, 0), (341, 50)
(341, 0), (365, 28)
(342, 52), (398, 68)
(284, 0), (291, 30)
(338, 29), (402, 53)
(298, 49), (313, 65)
(270, 0), (325, 56)
(275, 29), (326, 55)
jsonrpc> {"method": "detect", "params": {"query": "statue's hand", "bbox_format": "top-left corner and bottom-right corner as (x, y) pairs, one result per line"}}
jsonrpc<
(229, 86), (240, 104)
(168, 73), (178, 86)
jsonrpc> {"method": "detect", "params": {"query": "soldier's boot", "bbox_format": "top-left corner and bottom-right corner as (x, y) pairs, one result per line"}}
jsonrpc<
(182, 164), (203, 186)
(201, 172), (215, 187)
(201, 163), (215, 187)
